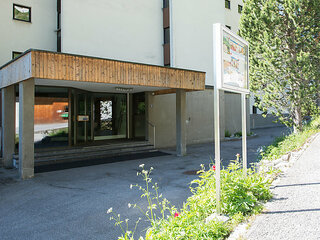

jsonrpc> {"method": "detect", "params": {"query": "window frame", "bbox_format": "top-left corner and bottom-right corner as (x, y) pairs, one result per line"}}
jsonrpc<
(13, 4), (31, 23)
(12, 51), (23, 60)
(225, 0), (231, 10)
(226, 25), (231, 30)
(238, 5), (243, 14)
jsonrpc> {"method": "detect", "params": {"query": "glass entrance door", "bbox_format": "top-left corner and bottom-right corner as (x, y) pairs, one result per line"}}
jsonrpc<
(71, 90), (93, 145)
(93, 93), (127, 140)
(70, 90), (128, 145)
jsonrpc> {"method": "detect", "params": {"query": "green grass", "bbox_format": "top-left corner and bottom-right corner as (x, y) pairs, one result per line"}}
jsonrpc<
(259, 116), (320, 161)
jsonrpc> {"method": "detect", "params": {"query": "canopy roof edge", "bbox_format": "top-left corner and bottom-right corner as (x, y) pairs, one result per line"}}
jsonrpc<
(0, 49), (206, 91)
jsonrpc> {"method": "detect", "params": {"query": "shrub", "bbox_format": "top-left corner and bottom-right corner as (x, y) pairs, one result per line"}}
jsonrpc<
(225, 130), (231, 138)
(233, 132), (242, 137)
(109, 158), (272, 240)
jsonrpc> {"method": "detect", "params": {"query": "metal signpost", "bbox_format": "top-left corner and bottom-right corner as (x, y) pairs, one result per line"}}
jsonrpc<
(213, 23), (250, 214)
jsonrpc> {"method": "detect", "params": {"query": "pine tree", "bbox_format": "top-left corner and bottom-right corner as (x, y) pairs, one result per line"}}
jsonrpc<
(239, 0), (320, 132)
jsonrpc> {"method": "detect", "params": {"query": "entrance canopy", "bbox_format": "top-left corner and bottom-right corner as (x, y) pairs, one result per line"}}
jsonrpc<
(0, 49), (205, 179)
(0, 49), (205, 92)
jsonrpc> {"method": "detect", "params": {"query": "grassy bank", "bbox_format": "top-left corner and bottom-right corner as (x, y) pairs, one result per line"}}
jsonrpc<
(259, 116), (320, 161)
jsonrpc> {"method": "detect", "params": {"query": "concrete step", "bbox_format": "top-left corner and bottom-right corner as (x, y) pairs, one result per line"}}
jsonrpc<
(35, 148), (158, 166)
(12, 141), (155, 168)
(13, 141), (153, 159)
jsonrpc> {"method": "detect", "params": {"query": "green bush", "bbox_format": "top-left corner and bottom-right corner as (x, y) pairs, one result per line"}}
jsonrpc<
(109, 159), (272, 240)
(233, 132), (242, 137)
(225, 130), (231, 138)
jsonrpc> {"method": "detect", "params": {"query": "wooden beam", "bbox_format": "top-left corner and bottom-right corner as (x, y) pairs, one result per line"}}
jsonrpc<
(0, 50), (206, 91)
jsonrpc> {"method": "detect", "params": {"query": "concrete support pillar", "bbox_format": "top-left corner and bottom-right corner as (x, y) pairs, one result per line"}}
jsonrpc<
(19, 79), (35, 179)
(176, 89), (186, 156)
(2, 85), (16, 168)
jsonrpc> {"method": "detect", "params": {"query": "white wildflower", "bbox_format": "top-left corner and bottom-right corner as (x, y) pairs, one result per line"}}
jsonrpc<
(139, 164), (145, 168)
(107, 208), (113, 214)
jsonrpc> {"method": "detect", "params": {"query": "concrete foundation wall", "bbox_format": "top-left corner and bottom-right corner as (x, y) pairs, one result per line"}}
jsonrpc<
(224, 92), (250, 135)
(147, 89), (248, 148)
(251, 114), (284, 129)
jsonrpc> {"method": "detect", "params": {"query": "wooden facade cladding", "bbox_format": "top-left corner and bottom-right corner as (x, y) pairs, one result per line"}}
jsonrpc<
(0, 50), (205, 91)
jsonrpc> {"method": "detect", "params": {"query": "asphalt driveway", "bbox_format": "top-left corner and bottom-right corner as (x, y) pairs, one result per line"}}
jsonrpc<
(0, 126), (290, 240)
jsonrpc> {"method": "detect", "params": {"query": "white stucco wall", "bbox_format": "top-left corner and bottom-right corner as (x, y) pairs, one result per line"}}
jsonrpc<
(225, 0), (243, 33)
(61, 0), (163, 65)
(170, 0), (225, 86)
(0, 0), (57, 66)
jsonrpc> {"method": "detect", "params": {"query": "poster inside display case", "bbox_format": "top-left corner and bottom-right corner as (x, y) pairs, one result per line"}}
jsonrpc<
(213, 23), (249, 94)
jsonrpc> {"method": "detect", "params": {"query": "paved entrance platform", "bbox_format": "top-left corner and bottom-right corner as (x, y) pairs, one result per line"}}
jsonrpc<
(0, 127), (290, 240)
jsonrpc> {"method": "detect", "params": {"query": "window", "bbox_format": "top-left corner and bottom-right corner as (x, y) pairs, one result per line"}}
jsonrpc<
(13, 4), (31, 22)
(164, 27), (170, 44)
(253, 106), (257, 114)
(57, 0), (61, 52)
(12, 51), (22, 59)
(238, 5), (243, 13)
(226, 25), (231, 30)
(225, 0), (231, 9)
(163, 0), (169, 8)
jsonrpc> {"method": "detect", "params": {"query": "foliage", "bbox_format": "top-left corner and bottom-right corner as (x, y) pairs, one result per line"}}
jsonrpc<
(239, 0), (320, 132)
(234, 131), (242, 138)
(109, 158), (272, 240)
(225, 130), (232, 138)
(259, 115), (320, 160)
(48, 128), (68, 137)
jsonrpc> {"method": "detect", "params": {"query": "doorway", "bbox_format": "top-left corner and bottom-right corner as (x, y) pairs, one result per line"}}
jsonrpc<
(70, 90), (93, 145)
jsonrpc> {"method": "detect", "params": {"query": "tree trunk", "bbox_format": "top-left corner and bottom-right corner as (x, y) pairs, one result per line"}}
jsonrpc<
(293, 105), (303, 133)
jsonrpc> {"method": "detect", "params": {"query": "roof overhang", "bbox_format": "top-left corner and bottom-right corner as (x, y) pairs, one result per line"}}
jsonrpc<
(0, 49), (205, 93)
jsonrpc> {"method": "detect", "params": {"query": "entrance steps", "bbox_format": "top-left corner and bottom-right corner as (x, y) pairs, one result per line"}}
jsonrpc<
(12, 141), (160, 170)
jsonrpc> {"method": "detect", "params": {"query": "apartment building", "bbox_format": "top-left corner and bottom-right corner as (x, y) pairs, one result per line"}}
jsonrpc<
(0, 0), (251, 179)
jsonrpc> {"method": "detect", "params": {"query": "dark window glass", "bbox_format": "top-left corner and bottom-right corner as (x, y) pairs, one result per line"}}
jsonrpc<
(57, 30), (61, 52)
(163, 0), (169, 8)
(57, 0), (61, 13)
(238, 5), (243, 13)
(164, 27), (170, 44)
(226, 25), (231, 30)
(12, 51), (22, 59)
(253, 106), (257, 114)
(13, 4), (31, 22)
(225, 0), (231, 9)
